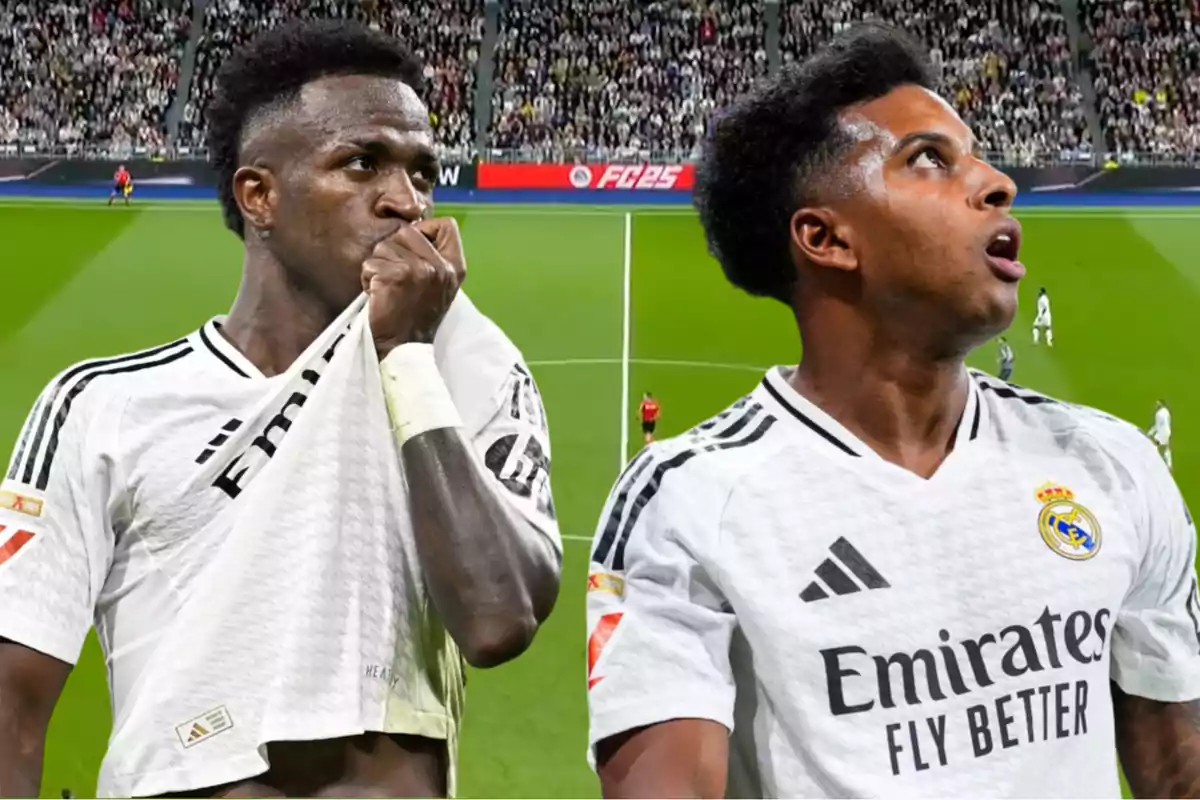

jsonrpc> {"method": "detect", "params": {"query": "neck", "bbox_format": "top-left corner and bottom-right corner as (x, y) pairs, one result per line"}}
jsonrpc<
(792, 312), (970, 479)
(219, 249), (342, 378)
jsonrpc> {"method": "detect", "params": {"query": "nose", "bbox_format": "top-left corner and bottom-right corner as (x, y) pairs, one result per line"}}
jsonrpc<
(374, 171), (427, 222)
(971, 160), (1017, 212)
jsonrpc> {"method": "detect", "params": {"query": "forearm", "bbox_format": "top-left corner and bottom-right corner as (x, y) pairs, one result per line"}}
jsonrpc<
(0, 705), (45, 797)
(402, 427), (560, 667)
(1113, 682), (1200, 798)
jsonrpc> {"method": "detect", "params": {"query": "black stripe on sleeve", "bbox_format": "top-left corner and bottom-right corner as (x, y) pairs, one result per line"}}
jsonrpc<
(33, 346), (195, 490)
(974, 378), (1057, 406)
(610, 414), (777, 571)
(969, 399), (982, 441)
(6, 391), (48, 481)
(16, 339), (191, 486)
(198, 324), (250, 378)
(592, 402), (764, 566)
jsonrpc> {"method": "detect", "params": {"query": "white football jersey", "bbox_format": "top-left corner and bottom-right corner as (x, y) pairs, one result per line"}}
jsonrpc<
(1151, 407), (1172, 446)
(0, 293), (560, 798)
(586, 367), (1200, 798)
(1035, 293), (1052, 323)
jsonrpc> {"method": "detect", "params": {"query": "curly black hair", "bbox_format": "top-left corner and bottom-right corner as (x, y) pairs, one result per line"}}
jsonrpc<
(207, 19), (425, 238)
(693, 23), (937, 304)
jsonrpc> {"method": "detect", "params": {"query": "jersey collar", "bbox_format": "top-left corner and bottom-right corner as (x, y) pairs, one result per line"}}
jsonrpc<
(757, 366), (984, 463)
(196, 318), (266, 379)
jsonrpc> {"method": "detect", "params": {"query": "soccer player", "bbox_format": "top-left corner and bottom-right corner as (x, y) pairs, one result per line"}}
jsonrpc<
(639, 392), (661, 444)
(108, 163), (131, 206)
(0, 21), (561, 798)
(1148, 398), (1173, 471)
(1032, 286), (1053, 346)
(586, 24), (1200, 798)
(997, 335), (1014, 380)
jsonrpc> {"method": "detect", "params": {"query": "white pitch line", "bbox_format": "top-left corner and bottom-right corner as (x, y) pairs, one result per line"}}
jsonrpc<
(526, 356), (768, 373)
(562, 534), (592, 543)
(620, 212), (633, 471)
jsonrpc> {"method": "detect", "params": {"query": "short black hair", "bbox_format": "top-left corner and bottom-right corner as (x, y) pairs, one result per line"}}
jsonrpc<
(207, 19), (425, 238)
(693, 23), (937, 304)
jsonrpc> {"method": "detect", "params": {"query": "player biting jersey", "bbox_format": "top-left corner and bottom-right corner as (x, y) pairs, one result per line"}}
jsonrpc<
(0, 21), (561, 798)
(586, 23), (1200, 799)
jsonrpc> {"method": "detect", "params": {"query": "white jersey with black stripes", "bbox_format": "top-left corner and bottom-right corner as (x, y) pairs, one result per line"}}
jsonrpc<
(0, 292), (560, 798)
(586, 366), (1200, 798)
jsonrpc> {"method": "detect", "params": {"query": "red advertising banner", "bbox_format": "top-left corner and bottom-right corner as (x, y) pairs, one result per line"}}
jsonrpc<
(478, 163), (695, 191)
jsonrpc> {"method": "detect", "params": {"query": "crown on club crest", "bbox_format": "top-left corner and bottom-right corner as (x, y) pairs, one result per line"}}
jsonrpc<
(1035, 482), (1075, 505)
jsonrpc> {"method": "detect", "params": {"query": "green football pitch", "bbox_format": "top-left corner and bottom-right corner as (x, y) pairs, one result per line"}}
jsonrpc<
(2, 197), (1198, 797)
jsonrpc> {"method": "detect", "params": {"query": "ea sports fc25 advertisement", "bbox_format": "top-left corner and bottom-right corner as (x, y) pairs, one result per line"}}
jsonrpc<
(477, 162), (695, 191)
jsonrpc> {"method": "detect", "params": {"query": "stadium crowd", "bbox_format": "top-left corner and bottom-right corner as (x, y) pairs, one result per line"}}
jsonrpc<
(782, 0), (1091, 163)
(489, 0), (766, 162)
(0, 0), (190, 153)
(181, 0), (480, 157)
(1083, 0), (1200, 159)
(1, 0), (1197, 162)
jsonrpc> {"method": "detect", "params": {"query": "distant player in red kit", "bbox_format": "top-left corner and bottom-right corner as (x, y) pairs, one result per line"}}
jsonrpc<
(639, 392), (660, 443)
(108, 164), (132, 206)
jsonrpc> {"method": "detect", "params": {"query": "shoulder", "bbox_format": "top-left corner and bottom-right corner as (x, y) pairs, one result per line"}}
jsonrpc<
(8, 336), (197, 490)
(593, 396), (787, 566)
(969, 369), (1159, 480)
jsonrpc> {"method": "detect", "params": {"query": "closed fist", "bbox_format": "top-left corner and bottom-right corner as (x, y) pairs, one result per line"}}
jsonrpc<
(362, 217), (466, 355)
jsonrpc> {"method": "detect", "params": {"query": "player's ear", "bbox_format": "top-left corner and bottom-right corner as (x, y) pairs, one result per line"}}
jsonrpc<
(789, 206), (858, 273)
(233, 165), (277, 236)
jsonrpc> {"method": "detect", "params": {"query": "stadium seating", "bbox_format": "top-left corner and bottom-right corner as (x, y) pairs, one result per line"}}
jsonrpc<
(0, 0), (191, 153)
(183, 0), (480, 158)
(489, 0), (767, 162)
(3, 0), (1199, 161)
(1081, 0), (1200, 160)
(782, 0), (1091, 163)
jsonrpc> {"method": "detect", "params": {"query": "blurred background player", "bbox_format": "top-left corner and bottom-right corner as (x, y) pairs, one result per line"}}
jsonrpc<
(639, 392), (660, 444)
(1032, 286), (1053, 346)
(108, 163), (132, 206)
(1148, 399), (1173, 471)
(997, 335), (1014, 380)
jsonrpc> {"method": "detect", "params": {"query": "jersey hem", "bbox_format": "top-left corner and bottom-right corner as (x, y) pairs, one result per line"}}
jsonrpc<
(0, 617), (81, 665)
(586, 692), (734, 769)
(1113, 659), (1200, 703)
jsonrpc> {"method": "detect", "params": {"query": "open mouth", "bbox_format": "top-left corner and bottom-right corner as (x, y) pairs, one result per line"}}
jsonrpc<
(984, 221), (1025, 281)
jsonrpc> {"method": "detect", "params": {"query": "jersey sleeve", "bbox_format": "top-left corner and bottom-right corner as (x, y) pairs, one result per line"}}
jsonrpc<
(471, 362), (561, 550)
(1110, 433), (1200, 702)
(0, 380), (116, 665)
(586, 446), (737, 758)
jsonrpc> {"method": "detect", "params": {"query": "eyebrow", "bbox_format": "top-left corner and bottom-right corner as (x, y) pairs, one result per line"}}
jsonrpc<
(341, 135), (439, 166)
(891, 131), (984, 160)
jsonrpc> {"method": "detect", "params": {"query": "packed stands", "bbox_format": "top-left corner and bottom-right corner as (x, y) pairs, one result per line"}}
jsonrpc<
(489, 0), (767, 162)
(1082, 0), (1200, 160)
(182, 0), (481, 158)
(4, 0), (1200, 162)
(782, 0), (1092, 164)
(0, 0), (190, 153)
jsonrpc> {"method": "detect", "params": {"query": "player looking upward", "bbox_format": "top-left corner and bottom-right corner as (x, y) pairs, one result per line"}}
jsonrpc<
(1148, 399), (1173, 471)
(586, 23), (1200, 799)
(997, 335), (1014, 380)
(108, 163), (132, 206)
(1033, 286), (1053, 346)
(639, 392), (661, 444)
(0, 21), (561, 798)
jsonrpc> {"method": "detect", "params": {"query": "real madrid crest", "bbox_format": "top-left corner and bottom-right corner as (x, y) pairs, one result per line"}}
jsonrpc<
(1035, 482), (1101, 561)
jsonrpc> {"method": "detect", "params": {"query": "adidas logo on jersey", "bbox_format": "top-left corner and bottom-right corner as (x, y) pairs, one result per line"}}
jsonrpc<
(800, 537), (890, 602)
(175, 705), (234, 749)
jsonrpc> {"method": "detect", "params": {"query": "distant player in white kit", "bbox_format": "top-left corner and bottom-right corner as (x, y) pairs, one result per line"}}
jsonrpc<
(1148, 399), (1173, 471)
(1032, 286), (1053, 346)
(0, 21), (561, 798)
(586, 24), (1200, 799)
